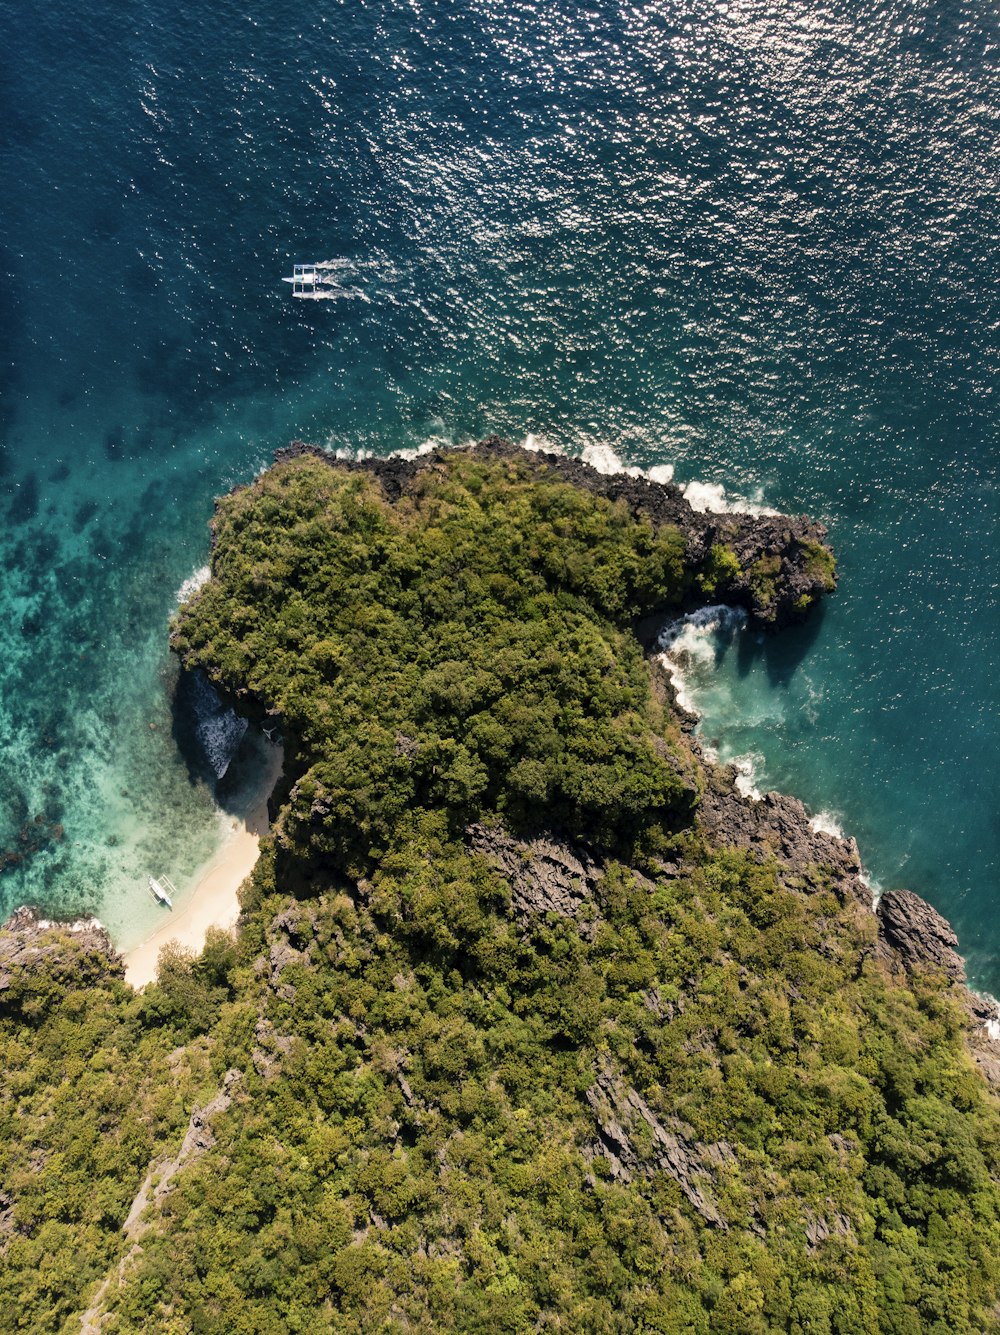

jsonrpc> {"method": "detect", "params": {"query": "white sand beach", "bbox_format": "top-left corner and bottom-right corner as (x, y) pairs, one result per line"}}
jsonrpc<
(124, 743), (283, 989)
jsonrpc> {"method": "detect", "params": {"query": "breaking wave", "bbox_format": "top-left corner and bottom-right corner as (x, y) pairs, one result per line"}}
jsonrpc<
(681, 480), (779, 516)
(656, 606), (749, 716)
(732, 755), (765, 802)
(176, 565), (211, 605)
(809, 810), (846, 839)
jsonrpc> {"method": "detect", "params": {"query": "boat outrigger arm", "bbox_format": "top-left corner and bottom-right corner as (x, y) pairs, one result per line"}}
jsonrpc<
(148, 874), (176, 909)
(282, 262), (346, 299)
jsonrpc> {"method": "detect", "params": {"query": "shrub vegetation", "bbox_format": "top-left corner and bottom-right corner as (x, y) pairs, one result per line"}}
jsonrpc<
(1, 451), (998, 1333)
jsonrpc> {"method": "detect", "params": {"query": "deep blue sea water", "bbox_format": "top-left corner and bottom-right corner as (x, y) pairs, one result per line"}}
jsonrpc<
(1, 1), (997, 980)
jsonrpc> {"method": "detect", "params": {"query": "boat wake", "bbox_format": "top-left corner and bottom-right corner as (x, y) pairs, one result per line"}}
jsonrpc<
(283, 259), (368, 301)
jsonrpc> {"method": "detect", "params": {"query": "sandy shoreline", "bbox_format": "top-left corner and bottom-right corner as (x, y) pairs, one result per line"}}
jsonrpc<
(124, 743), (284, 990)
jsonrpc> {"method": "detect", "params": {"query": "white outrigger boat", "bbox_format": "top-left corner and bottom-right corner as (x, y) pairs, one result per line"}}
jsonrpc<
(148, 874), (176, 909)
(282, 261), (350, 299)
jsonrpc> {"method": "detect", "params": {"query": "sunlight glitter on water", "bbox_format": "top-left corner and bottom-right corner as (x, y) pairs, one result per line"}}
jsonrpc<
(0, 0), (996, 985)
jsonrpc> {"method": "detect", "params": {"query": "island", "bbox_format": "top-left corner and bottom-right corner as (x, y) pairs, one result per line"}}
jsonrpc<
(2, 438), (999, 1333)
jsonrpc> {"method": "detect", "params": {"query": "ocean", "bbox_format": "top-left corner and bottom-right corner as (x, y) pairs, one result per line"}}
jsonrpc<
(1, 0), (997, 983)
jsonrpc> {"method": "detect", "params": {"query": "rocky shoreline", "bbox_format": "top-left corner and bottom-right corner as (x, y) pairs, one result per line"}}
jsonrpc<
(274, 435), (836, 631)
(696, 747), (1000, 1081)
(320, 436), (999, 1086)
(461, 727), (1000, 1091)
(3, 434), (999, 1329)
(5, 436), (994, 1084)
(0, 904), (123, 999)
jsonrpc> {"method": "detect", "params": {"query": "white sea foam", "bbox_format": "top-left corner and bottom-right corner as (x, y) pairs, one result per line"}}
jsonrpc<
(681, 479), (779, 516)
(519, 433), (784, 507)
(646, 464), (676, 484)
(323, 434), (464, 464)
(580, 442), (645, 478)
(175, 565), (210, 605)
(655, 605), (748, 715)
(809, 810), (846, 839)
(731, 754), (764, 802)
(389, 438), (448, 462)
(520, 435), (675, 484)
(858, 869), (883, 909)
(325, 429), (679, 495)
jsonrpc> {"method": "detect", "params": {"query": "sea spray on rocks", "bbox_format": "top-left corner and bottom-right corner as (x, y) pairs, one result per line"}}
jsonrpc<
(656, 605), (748, 717)
(175, 565), (211, 605)
(681, 479), (779, 516)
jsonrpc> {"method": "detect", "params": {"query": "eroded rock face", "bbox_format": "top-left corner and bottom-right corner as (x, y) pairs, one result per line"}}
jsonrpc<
(465, 823), (602, 931)
(689, 754), (1000, 1092)
(876, 888), (965, 981)
(585, 1061), (735, 1228)
(804, 1206), (854, 1252)
(695, 760), (870, 907)
(0, 906), (123, 1004)
(252, 903), (318, 1003)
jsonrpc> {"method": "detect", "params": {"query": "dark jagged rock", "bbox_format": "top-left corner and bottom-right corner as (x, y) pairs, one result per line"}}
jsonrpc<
(691, 731), (1000, 1088)
(0, 906), (123, 1005)
(585, 1061), (735, 1227)
(221, 438), (998, 1103)
(876, 888), (965, 981)
(965, 1011), (1000, 1091)
(804, 1205), (854, 1252)
(692, 748), (1000, 1090)
(172, 667), (248, 782)
(272, 436), (835, 631)
(695, 755), (870, 907)
(466, 822), (603, 932)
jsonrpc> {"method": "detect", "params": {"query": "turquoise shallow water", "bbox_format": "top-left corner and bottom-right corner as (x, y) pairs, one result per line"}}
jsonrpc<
(1, 1), (997, 980)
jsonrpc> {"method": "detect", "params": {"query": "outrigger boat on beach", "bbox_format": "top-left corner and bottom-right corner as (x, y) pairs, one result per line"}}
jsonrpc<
(148, 874), (176, 910)
(282, 261), (350, 299)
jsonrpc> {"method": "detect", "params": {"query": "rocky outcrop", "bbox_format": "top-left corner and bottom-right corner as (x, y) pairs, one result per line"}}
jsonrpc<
(80, 1070), (242, 1334)
(694, 759), (870, 907)
(695, 752), (1000, 1090)
(253, 903), (318, 1002)
(0, 906), (122, 1006)
(274, 436), (836, 631)
(883, 892), (1000, 1089)
(218, 437), (1000, 1113)
(465, 823), (603, 932)
(803, 1205), (854, 1252)
(252, 1018), (296, 1082)
(586, 1061), (735, 1228)
(876, 889), (965, 981)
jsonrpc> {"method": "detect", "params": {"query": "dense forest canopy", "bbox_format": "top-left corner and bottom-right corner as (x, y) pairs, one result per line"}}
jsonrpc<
(1, 445), (998, 1334)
